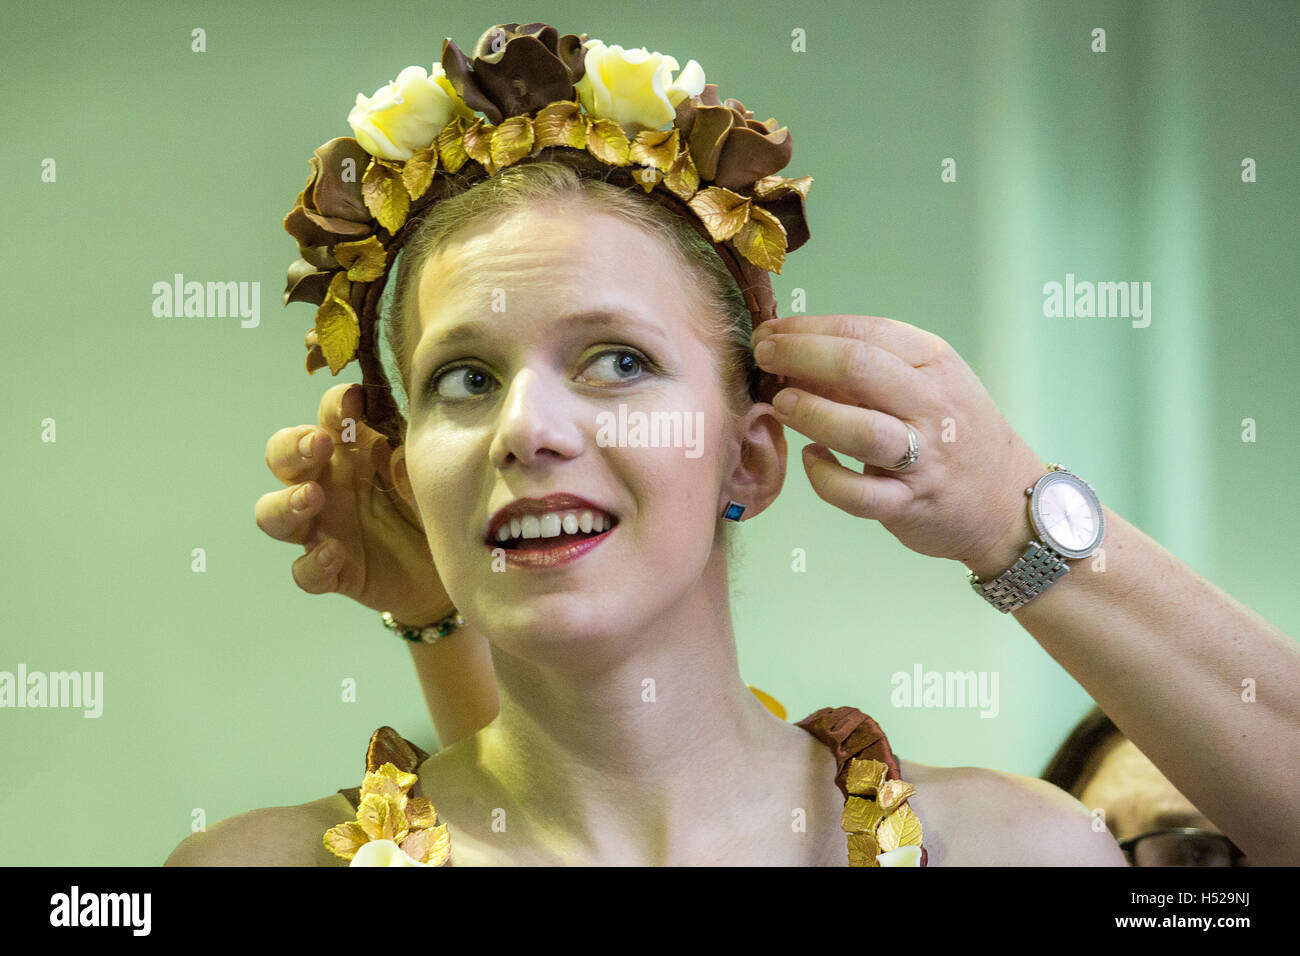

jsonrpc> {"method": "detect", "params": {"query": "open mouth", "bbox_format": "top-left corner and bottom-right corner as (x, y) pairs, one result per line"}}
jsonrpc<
(495, 518), (619, 550)
(491, 515), (624, 554)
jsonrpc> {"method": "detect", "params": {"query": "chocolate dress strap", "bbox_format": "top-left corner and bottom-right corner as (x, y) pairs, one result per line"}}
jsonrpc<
(339, 708), (927, 866)
(796, 706), (929, 866)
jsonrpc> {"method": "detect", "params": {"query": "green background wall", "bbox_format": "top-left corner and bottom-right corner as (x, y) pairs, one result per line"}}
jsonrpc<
(3, 0), (1296, 864)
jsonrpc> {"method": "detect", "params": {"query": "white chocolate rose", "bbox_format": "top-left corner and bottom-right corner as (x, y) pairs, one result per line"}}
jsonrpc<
(575, 39), (705, 133)
(876, 845), (922, 866)
(348, 65), (471, 161)
(349, 838), (430, 866)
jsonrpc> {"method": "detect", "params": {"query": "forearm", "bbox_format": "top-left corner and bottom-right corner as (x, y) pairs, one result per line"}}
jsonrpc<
(407, 623), (499, 748)
(966, 505), (1300, 865)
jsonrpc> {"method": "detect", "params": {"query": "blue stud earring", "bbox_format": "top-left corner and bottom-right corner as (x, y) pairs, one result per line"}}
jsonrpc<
(723, 500), (746, 521)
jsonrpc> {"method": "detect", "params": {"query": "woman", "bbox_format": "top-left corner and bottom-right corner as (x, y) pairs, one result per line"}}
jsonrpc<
(169, 22), (1298, 866)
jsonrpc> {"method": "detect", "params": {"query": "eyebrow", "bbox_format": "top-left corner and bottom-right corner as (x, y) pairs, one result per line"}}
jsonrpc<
(413, 309), (670, 375)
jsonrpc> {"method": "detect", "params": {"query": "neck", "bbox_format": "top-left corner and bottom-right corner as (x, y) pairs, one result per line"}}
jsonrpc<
(450, 541), (802, 864)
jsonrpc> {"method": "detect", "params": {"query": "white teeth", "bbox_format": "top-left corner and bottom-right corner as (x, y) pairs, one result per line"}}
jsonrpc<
(492, 509), (615, 543)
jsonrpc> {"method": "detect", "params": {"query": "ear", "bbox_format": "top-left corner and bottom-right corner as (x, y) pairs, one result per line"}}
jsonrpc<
(388, 443), (424, 530)
(724, 402), (788, 520)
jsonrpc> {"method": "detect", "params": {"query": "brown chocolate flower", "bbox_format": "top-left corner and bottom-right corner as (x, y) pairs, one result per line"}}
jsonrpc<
(440, 22), (589, 125)
(283, 138), (377, 306)
(283, 138), (374, 246)
(675, 84), (793, 191)
(671, 83), (809, 252)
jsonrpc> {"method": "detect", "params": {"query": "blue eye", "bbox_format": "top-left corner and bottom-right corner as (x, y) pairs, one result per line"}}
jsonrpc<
(426, 348), (654, 402)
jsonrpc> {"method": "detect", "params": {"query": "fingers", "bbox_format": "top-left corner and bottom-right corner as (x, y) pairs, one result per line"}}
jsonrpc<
(291, 538), (345, 595)
(264, 424), (334, 486)
(317, 382), (386, 440)
(254, 481), (322, 546)
(770, 389), (917, 471)
(756, 334), (932, 420)
(752, 314), (944, 369)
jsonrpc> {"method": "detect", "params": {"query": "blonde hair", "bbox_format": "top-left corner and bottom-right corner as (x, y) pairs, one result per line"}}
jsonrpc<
(379, 159), (759, 558)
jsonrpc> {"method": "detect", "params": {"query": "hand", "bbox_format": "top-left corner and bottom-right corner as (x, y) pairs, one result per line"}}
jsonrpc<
(751, 314), (1046, 572)
(254, 383), (453, 624)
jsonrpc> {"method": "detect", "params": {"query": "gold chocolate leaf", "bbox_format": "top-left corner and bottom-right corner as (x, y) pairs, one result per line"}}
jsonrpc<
(585, 117), (630, 166)
(404, 796), (438, 830)
(877, 778), (917, 813)
(846, 830), (882, 868)
(491, 114), (535, 168)
(687, 186), (751, 242)
(876, 803), (923, 852)
(314, 273), (359, 374)
(751, 173), (813, 201)
(845, 757), (890, 797)
(630, 128), (679, 172)
(333, 235), (387, 283)
(322, 820), (368, 861)
(401, 144), (438, 201)
(732, 203), (787, 274)
(633, 165), (663, 193)
(403, 823), (451, 866)
(461, 118), (497, 175)
(437, 119), (470, 174)
(361, 162), (409, 233)
(356, 792), (409, 845)
(534, 100), (588, 149)
(360, 761), (418, 801)
(841, 795), (887, 834)
(663, 148), (700, 200)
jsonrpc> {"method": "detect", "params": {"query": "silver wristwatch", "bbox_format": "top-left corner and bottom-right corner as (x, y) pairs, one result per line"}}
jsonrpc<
(969, 464), (1105, 613)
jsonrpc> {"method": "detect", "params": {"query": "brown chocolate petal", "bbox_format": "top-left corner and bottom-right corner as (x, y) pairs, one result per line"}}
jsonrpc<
(305, 344), (328, 374)
(364, 726), (430, 776)
(283, 258), (334, 306)
(713, 124), (793, 191)
(311, 138), (371, 222)
(685, 103), (739, 182)
(283, 204), (373, 246)
(557, 32), (587, 84)
(473, 22), (556, 59)
(298, 244), (339, 270)
(759, 191), (810, 252)
(442, 36), (503, 124)
(474, 34), (578, 120)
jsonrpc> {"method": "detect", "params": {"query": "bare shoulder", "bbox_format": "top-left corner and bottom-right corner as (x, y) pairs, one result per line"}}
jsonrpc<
(163, 793), (357, 867)
(897, 757), (1127, 867)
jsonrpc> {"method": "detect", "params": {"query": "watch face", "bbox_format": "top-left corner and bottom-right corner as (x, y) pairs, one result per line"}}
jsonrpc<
(1031, 471), (1104, 558)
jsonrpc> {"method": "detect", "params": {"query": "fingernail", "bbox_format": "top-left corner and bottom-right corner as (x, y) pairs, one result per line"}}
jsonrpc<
(773, 389), (797, 416)
(318, 542), (338, 567)
(299, 431), (315, 459)
(754, 340), (775, 365)
(291, 484), (310, 511)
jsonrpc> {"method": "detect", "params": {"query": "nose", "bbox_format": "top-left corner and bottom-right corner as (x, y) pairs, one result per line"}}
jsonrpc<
(488, 366), (585, 468)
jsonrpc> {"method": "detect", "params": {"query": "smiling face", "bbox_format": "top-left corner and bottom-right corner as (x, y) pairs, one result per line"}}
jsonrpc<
(391, 201), (764, 661)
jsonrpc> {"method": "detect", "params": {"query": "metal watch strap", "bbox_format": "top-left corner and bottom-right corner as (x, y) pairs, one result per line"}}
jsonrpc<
(968, 541), (1070, 613)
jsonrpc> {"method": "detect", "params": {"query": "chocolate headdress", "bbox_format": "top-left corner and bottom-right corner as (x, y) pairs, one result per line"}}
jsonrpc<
(283, 22), (812, 447)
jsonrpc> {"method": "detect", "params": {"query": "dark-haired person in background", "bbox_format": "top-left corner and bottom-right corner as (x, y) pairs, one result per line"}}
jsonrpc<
(1043, 706), (1249, 866)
